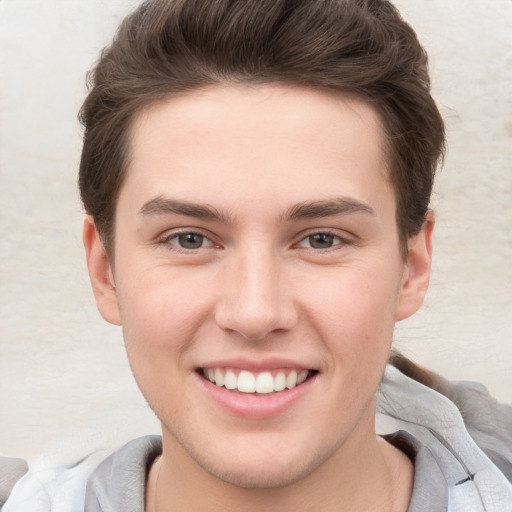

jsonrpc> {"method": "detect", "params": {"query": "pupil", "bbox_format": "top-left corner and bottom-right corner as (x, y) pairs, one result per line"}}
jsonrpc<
(179, 233), (203, 249)
(309, 233), (334, 249)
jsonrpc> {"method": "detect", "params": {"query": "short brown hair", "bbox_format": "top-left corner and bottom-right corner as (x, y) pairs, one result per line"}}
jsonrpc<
(79, 0), (445, 253)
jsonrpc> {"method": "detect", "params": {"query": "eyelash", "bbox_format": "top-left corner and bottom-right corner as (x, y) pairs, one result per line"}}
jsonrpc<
(157, 229), (351, 253)
(158, 230), (218, 252)
(296, 230), (349, 250)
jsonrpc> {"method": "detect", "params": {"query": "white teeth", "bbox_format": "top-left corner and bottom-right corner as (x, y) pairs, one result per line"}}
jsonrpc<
(203, 368), (312, 393)
(286, 370), (297, 389)
(224, 370), (237, 390)
(214, 368), (224, 387)
(274, 371), (286, 391)
(238, 370), (255, 393)
(297, 370), (308, 385)
(255, 372), (274, 394)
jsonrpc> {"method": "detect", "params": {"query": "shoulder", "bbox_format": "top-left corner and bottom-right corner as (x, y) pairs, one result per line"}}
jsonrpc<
(378, 357), (512, 512)
(1, 449), (107, 512)
(387, 352), (512, 482)
(1, 436), (161, 512)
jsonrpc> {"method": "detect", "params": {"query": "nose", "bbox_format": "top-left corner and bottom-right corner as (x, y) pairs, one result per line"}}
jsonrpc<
(214, 249), (298, 340)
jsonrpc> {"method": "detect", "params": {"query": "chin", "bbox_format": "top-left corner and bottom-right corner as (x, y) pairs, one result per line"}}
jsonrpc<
(199, 456), (322, 490)
(176, 432), (335, 490)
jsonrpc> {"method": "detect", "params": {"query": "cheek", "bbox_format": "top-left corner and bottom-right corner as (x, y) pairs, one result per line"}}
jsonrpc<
(115, 266), (217, 359)
(114, 268), (216, 417)
(298, 263), (401, 353)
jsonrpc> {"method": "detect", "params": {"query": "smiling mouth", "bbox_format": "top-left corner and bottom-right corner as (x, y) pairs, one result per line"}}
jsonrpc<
(199, 368), (317, 394)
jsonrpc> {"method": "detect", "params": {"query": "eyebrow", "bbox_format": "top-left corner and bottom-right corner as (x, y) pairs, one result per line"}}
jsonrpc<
(139, 196), (232, 223)
(284, 197), (375, 221)
(139, 195), (374, 223)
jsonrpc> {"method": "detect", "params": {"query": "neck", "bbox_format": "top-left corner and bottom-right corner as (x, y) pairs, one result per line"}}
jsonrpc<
(147, 409), (413, 512)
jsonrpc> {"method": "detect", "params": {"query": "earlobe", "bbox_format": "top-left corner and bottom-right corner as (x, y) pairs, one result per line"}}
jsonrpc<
(82, 216), (121, 326)
(395, 211), (434, 321)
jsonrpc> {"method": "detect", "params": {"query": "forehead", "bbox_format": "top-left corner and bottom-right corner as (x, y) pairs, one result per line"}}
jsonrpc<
(121, 84), (393, 219)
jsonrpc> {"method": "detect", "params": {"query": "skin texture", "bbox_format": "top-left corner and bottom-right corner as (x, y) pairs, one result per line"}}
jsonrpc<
(84, 85), (433, 511)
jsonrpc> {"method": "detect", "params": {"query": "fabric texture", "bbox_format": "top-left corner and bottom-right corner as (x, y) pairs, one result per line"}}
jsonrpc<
(0, 458), (28, 509)
(2, 364), (512, 512)
(376, 366), (512, 512)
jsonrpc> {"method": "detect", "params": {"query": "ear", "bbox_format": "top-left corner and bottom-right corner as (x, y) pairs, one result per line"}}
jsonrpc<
(82, 216), (121, 325)
(395, 211), (434, 321)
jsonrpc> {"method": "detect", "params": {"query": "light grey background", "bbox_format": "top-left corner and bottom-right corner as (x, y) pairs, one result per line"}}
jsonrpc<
(1, 0), (511, 461)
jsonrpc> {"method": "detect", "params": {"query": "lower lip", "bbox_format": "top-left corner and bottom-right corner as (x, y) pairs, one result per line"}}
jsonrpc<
(195, 372), (316, 419)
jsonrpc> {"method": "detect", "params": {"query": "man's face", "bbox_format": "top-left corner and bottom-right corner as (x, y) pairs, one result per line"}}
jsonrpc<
(86, 85), (431, 488)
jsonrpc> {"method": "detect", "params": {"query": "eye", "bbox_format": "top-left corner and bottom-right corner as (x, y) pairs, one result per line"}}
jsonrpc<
(177, 233), (206, 249)
(163, 231), (215, 250)
(298, 232), (343, 249)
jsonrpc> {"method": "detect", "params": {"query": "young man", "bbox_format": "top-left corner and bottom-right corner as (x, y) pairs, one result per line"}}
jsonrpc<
(2, 1), (511, 511)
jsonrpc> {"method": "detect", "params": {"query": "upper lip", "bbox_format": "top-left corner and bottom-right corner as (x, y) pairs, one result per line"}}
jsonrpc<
(198, 357), (317, 372)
